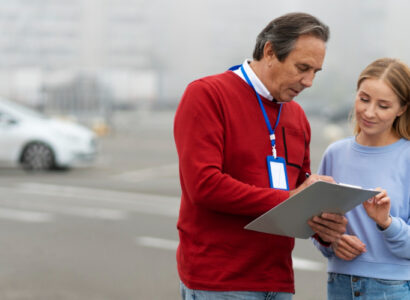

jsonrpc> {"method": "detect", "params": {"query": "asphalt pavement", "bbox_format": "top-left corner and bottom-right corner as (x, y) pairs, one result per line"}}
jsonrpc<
(0, 109), (350, 300)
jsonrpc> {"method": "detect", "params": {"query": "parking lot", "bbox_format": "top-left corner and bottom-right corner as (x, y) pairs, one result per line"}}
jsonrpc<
(0, 109), (350, 299)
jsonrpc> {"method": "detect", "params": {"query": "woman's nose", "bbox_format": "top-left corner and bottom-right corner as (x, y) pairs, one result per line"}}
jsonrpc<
(363, 104), (376, 117)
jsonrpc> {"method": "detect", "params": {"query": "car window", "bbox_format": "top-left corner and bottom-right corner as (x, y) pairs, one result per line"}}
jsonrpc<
(0, 110), (18, 126)
(0, 100), (46, 119)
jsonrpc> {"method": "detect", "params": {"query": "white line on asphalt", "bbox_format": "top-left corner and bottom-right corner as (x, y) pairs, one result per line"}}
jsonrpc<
(64, 208), (126, 220)
(136, 236), (179, 251)
(0, 208), (53, 223)
(112, 163), (179, 182)
(135, 236), (325, 272)
(2, 183), (179, 217)
(39, 205), (126, 220)
(292, 257), (324, 271)
(0, 196), (126, 221)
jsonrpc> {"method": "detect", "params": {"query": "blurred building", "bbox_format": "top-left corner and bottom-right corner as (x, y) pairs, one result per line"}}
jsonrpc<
(0, 0), (157, 117)
(0, 0), (408, 115)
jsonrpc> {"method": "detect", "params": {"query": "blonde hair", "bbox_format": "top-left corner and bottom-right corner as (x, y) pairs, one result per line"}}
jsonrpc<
(353, 58), (410, 139)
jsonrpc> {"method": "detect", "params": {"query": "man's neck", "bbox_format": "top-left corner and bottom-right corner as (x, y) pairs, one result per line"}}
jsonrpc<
(249, 59), (273, 97)
(233, 59), (273, 101)
(249, 60), (264, 82)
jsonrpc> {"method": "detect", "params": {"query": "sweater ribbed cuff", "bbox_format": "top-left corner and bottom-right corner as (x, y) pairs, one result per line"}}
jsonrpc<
(312, 233), (331, 247)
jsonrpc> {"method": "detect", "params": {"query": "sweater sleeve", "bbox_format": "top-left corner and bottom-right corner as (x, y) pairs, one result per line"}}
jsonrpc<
(174, 80), (289, 217)
(311, 236), (334, 257)
(379, 215), (410, 259)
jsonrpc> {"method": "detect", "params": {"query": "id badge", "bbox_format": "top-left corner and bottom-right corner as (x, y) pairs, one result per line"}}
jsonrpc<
(267, 156), (289, 190)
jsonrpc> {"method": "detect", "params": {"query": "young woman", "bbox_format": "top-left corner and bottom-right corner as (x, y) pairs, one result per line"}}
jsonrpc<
(314, 58), (410, 299)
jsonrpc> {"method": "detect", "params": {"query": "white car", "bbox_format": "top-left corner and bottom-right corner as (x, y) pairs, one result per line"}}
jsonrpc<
(0, 98), (97, 170)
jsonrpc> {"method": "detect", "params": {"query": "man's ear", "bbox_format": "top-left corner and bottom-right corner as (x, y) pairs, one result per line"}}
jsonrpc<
(263, 41), (276, 60)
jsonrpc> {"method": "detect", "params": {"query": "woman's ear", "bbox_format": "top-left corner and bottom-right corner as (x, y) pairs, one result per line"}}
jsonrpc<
(397, 103), (408, 117)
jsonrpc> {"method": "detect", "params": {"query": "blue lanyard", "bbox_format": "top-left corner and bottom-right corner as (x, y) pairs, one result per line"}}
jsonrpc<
(240, 64), (283, 158)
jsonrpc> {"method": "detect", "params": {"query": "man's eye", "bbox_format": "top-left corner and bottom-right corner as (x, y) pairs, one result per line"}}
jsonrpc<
(297, 65), (309, 72)
(360, 97), (369, 102)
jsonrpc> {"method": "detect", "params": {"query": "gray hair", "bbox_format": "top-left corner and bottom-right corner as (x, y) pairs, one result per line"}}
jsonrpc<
(253, 12), (329, 62)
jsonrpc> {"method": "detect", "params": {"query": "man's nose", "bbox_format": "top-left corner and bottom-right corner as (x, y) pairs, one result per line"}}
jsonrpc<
(301, 72), (314, 88)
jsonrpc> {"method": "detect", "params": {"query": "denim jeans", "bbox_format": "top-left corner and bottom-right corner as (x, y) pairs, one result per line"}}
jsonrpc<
(180, 281), (293, 300)
(327, 273), (410, 300)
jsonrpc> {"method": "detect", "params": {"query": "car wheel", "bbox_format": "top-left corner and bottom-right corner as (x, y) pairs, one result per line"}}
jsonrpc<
(21, 142), (55, 170)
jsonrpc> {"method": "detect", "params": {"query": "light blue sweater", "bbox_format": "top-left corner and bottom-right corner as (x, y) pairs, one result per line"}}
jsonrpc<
(314, 137), (410, 280)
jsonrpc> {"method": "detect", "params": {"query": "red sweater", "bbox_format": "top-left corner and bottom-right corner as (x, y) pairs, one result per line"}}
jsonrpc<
(174, 71), (311, 293)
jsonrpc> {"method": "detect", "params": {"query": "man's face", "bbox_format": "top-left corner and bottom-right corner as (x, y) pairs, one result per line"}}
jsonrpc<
(263, 35), (326, 102)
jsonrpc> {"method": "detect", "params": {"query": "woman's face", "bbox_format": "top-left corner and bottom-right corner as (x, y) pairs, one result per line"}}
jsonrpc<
(355, 78), (406, 145)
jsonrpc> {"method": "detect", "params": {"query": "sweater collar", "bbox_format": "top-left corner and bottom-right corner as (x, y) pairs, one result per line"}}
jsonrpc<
(351, 136), (407, 154)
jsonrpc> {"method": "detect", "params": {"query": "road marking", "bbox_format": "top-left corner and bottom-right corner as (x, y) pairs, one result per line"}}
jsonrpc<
(112, 163), (178, 182)
(292, 257), (324, 271)
(2, 183), (179, 217)
(37, 205), (126, 220)
(135, 236), (325, 271)
(0, 198), (126, 221)
(0, 208), (53, 223)
(136, 236), (179, 251)
(64, 208), (125, 220)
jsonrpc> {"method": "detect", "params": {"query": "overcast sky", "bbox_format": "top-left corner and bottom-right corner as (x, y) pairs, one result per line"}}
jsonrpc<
(152, 0), (410, 107)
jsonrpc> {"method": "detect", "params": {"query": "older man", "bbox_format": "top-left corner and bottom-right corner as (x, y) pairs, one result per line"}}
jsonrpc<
(174, 12), (346, 300)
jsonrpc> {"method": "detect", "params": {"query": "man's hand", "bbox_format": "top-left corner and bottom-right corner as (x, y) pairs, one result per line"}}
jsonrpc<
(332, 234), (366, 261)
(308, 213), (347, 243)
(292, 174), (346, 243)
(363, 188), (391, 230)
(289, 174), (335, 197)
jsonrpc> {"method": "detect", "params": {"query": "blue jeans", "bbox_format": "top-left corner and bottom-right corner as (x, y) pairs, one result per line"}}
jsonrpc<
(327, 273), (410, 300)
(180, 281), (293, 300)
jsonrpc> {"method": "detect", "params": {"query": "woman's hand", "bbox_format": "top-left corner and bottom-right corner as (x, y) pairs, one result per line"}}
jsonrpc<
(362, 188), (391, 230)
(332, 234), (366, 261)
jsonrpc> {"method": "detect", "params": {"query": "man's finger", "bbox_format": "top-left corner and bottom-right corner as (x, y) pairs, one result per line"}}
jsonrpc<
(309, 218), (342, 236)
(317, 175), (336, 183)
(312, 225), (341, 243)
(312, 216), (346, 233)
(320, 213), (347, 224)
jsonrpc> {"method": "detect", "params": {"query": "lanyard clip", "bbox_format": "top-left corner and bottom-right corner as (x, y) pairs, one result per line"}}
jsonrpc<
(270, 134), (277, 158)
(272, 146), (277, 159)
